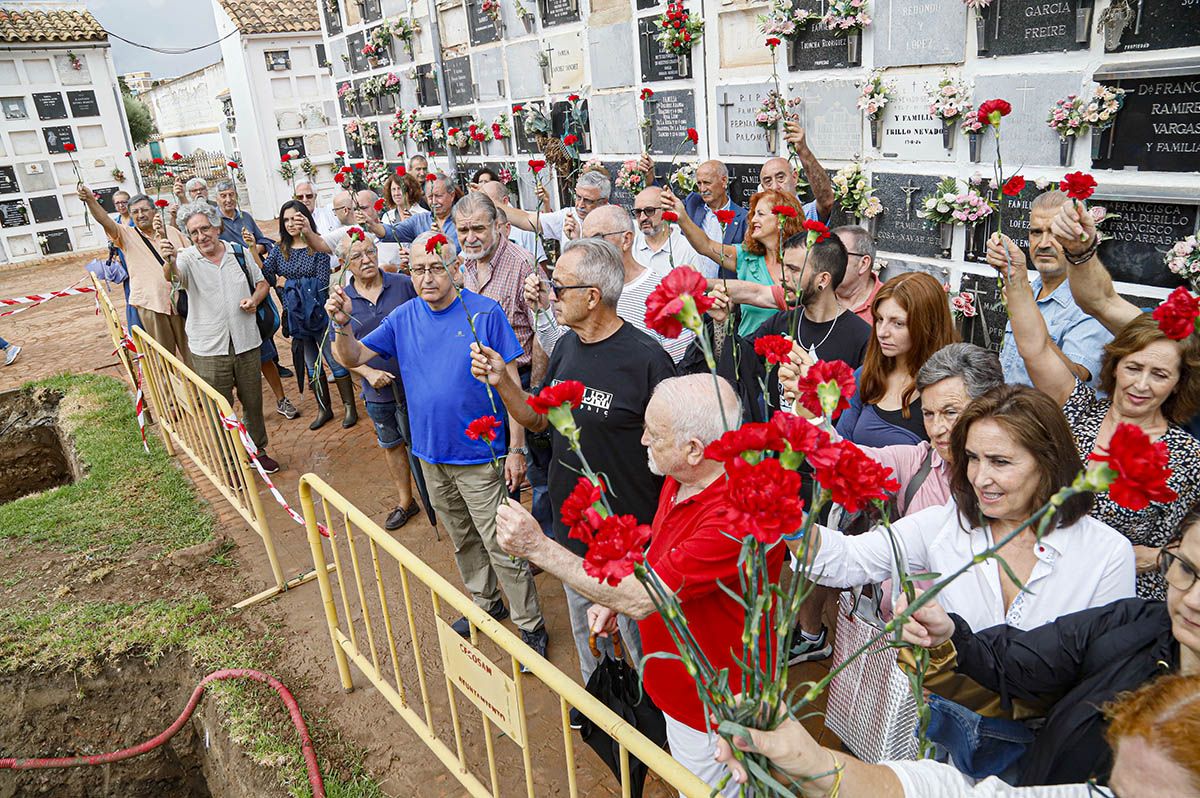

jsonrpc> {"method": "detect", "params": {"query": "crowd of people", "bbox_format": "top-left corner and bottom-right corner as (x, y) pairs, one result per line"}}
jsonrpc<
(76, 122), (1200, 798)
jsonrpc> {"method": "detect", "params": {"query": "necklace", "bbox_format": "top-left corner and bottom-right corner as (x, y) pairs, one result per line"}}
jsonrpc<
(798, 309), (841, 357)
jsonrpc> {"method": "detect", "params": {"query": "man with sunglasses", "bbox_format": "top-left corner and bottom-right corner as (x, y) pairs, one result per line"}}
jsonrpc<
(470, 237), (675, 700)
(501, 169), (611, 243)
(629, 186), (706, 278)
(832, 225), (883, 325)
(294, 181), (339, 236)
(896, 509), (1200, 788)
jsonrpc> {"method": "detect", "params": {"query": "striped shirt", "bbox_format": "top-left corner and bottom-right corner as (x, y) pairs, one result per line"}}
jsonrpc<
(462, 237), (536, 368)
(534, 265), (694, 363)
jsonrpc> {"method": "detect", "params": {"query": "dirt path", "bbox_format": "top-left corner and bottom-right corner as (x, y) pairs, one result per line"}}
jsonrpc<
(0, 249), (839, 797)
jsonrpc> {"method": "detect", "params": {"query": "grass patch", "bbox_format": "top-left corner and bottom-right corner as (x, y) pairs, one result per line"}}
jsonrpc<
(0, 374), (213, 555)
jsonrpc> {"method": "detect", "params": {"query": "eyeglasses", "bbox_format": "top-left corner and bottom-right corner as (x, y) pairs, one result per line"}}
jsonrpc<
(295, 193), (315, 200)
(550, 280), (596, 295)
(187, 224), (217, 239)
(1159, 547), (1200, 592)
(587, 231), (626, 240)
(846, 251), (868, 258)
(632, 208), (659, 217)
(409, 266), (447, 278)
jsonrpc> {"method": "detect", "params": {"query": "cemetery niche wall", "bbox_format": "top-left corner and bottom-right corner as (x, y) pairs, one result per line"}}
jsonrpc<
(316, 0), (1200, 352)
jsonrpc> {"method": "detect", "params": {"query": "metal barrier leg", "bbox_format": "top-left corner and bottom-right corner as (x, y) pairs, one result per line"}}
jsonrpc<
(300, 480), (354, 692)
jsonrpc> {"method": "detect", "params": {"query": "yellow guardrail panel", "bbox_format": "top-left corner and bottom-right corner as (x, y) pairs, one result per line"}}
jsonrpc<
(298, 472), (712, 798)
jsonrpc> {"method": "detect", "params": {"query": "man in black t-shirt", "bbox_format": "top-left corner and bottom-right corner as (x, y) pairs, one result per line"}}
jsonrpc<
(682, 232), (871, 423)
(470, 238), (675, 687)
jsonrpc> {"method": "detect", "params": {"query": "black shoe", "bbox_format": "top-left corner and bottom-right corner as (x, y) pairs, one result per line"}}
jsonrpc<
(384, 502), (420, 530)
(568, 708), (584, 730)
(255, 451), (280, 474)
(519, 626), (548, 672)
(277, 364), (294, 378)
(451, 601), (509, 638)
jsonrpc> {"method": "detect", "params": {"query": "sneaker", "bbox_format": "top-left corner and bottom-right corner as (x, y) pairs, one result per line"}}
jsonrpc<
(568, 708), (584, 730)
(277, 363), (294, 378)
(276, 397), (300, 419)
(384, 502), (421, 530)
(3, 344), (20, 366)
(451, 601), (508, 638)
(519, 626), (548, 672)
(788, 626), (832, 665)
(256, 451), (281, 475)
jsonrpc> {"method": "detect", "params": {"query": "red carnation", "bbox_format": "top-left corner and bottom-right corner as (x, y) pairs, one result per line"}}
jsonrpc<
(766, 37), (782, 47)
(163, 171), (173, 178)
(704, 423), (778, 463)
(1060, 171), (1097, 201)
(563, 134), (579, 146)
(560, 476), (605, 536)
(809, 440), (900, 514)
(64, 142), (76, 152)
(715, 209), (737, 225)
(425, 173), (437, 182)
(802, 218), (830, 243)
(1002, 175), (1026, 196)
(640, 88), (654, 101)
(661, 210), (679, 222)
(754, 334), (794, 366)
(513, 104), (524, 112)
(571, 513), (651, 586)
(528, 159), (546, 173)
(527, 380), (586, 415)
(152, 157), (165, 165)
(336, 150), (346, 156)
(722, 457), (806, 545)
(976, 98), (1012, 127)
(396, 165), (407, 176)
(644, 266), (714, 338)
(796, 359), (857, 420)
(353, 162), (364, 171)
(1152, 287), (1200, 341)
(465, 415), (502, 443)
(281, 154), (291, 162)
(425, 233), (449, 254)
(334, 173), (346, 184)
(340, 166), (353, 173)
(447, 127), (460, 136)
(124, 151), (131, 157)
(227, 160), (239, 168)
(1089, 423), (1177, 511)
(154, 199), (169, 208)
(567, 93), (580, 101)
(171, 152), (182, 160)
(769, 411), (831, 458)
(686, 127), (699, 144)
(346, 227), (366, 242)
(373, 198), (385, 212)
(773, 204), (799, 219)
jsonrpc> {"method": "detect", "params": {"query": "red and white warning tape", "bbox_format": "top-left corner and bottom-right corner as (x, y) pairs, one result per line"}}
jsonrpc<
(0, 281), (95, 317)
(115, 331), (149, 453)
(218, 414), (330, 538)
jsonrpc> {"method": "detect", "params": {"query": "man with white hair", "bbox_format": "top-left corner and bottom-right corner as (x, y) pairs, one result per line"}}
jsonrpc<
(478, 180), (548, 269)
(215, 179), (272, 256)
(500, 169), (611, 243)
(637, 157), (744, 279)
(493, 374), (775, 795)
(470, 238), (675, 696)
(294, 181), (339, 235)
(327, 230), (547, 656)
(358, 173), (462, 251)
(160, 201), (281, 473)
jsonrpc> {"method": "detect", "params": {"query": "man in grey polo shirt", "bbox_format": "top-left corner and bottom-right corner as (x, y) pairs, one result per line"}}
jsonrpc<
(161, 202), (282, 473)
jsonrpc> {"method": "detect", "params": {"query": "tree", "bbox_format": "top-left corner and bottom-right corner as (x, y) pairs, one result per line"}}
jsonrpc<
(123, 93), (156, 148)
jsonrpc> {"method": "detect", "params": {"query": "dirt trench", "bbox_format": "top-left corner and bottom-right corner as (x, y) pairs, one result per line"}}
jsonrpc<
(0, 387), (79, 505)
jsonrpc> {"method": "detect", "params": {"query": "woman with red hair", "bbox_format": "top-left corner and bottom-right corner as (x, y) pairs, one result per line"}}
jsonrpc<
(836, 271), (958, 447)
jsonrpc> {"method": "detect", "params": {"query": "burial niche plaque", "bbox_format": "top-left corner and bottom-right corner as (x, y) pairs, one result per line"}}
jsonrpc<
(958, 272), (1007, 353)
(42, 229), (72, 254)
(646, 89), (697, 157)
(1094, 196), (1199, 288)
(873, 173), (947, 259)
(33, 92), (67, 121)
(42, 126), (76, 154)
(786, 1), (851, 71)
(539, 0), (581, 27)
(1091, 62), (1200, 174)
(29, 194), (62, 223)
(67, 90), (99, 117)
(715, 83), (773, 158)
(444, 56), (475, 107)
(1100, 0), (1200, 53)
(639, 16), (685, 83)
(0, 166), (18, 195)
(0, 200), (29, 229)
(979, 0), (1090, 57)
(468, 0), (504, 45)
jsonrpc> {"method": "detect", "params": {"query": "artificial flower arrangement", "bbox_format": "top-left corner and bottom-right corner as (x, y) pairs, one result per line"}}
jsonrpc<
(755, 89), (803, 130)
(616, 159), (649, 193)
(368, 24), (393, 53)
(337, 81), (357, 104)
(656, 1), (704, 54)
(1166, 236), (1200, 291)
(392, 17), (421, 57)
(821, 0), (871, 30)
(757, 0), (815, 39)
(670, 161), (699, 194)
(381, 71), (402, 95)
(927, 75), (972, 125)
(390, 109), (417, 143)
(490, 112), (513, 140)
(345, 119), (379, 146)
(1046, 94), (1087, 139)
(445, 125), (472, 150)
(1082, 84), (1126, 130)
(481, 0), (503, 24)
(831, 161), (882, 220)
(856, 68), (893, 120)
(918, 176), (993, 225)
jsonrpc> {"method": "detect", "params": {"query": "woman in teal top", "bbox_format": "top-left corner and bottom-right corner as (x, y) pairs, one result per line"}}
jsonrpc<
(665, 189), (807, 336)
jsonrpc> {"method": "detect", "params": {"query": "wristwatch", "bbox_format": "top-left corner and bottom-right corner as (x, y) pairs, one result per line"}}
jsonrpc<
(507, 446), (529, 456)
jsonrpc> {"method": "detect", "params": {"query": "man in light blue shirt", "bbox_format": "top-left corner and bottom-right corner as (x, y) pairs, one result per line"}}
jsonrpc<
(997, 190), (1112, 387)
(360, 172), (460, 251)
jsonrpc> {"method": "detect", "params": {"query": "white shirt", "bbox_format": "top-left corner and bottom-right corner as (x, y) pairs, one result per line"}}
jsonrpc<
(810, 501), (1135, 633)
(885, 760), (1091, 797)
(377, 208), (431, 268)
(696, 200), (732, 277)
(533, 265), (695, 363)
(632, 227), (708, 278)
(537, 207), (582, 242)
(312, 206), (340, 236)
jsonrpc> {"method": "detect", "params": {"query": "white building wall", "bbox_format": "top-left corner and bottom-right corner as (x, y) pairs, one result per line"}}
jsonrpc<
(0, 41), (136, 264)
(140, 62), (228, 157)
(213, 0), (342, 220)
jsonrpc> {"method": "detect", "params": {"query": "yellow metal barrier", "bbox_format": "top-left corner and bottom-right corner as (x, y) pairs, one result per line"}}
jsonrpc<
(89, 272), (139, 389)
(298, 473), (712, 798)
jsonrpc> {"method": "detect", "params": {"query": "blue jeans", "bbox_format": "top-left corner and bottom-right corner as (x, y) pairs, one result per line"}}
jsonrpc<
(926, 694), (1034, 782)
(0, 336), (7, 349)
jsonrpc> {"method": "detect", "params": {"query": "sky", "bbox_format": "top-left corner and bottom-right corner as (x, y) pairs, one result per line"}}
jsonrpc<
(87, 0), (223, 80)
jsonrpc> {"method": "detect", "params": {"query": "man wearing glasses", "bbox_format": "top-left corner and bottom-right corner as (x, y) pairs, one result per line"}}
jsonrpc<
(470, 238), (675, 698)
(500, 169), (611, 243)
(629, 186), (706, 278)
(294, 181), (339, 236)
(832, 225), (883, 325)
(326, 231), (548, 658)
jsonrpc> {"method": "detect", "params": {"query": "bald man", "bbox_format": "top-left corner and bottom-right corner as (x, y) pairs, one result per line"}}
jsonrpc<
(479, 180), (548, 269)
(630, 186), (706, 277)
(758, 121), (834, 222)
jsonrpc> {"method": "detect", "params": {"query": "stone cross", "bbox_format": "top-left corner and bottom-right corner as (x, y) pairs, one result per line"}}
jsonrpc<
(716, 94), (735, 143)
(1012, 78), (1037, 112)
(900, 179), (922, 219)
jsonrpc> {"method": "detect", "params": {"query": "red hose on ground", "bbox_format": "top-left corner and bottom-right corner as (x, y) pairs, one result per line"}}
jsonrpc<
(0, 668), (324, 798)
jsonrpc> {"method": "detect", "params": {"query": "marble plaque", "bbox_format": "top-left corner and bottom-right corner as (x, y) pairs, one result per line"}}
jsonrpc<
(1093, 70), (1200, 174)
(416, 63), (440, 107)
(873, 172), (947, 259)
(439, 5), (470, 48)
(590, 22), (636, 90)
(444, 55), (475, 107)
(878, 73), (953, 162)
(506, 41), (544, 98)
(794, 79), (862, 161)
(539, 0), (581, 27)
(42, 126), (75, 154)
(0, 166), (17, 194)
(1094, 196), (1199, 288)
(548, 31), (586, 93)
(718, 8), (773, 69)
(979, 0), (1089, 57)
(11, 132), (41, 157)
(33, 92), (67, 121)
(1103, 0), (1200, 53)
(2, 97), (28, 120)
(727, 162), (763, 207)
(20, 162), (54, 192)
(513, 102), (544, 154)
(646, 89), (697, 157)
(958, 271), (1006, 352)
(787, 3), (852, 73)
(324, 0), (343, 35)
(468, 0), (504, 45)
(29, 194), (62, 223)
(347, 31), (368, 72)
(639, 16), (686, 83)
(55, 54), (90, 85)
(278, 136), (307, 159)
(972, 71), (1083, 167)
(42, 228), (71, 254)
(590, 91), (641, 155)
(714, 83), (774, 158)
(472, 49), (506, 101)
(0, 200), (28, 229)
(873, 0), (966, 67)
(67, 90), (100, 118)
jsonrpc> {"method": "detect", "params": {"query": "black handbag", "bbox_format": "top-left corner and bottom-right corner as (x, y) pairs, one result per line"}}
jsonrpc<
(230, 243), (279, 344)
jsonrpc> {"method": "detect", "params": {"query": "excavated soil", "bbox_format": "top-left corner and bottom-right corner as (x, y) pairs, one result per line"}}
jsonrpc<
(0, 388), (78, 505)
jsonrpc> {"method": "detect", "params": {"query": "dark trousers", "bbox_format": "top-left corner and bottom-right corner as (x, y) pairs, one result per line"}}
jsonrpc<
(192, 345), (268, 451)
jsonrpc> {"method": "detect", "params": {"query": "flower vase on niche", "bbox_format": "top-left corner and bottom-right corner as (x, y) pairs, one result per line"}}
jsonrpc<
(870, 116), (883, 149)
(1059, 137), (1075, 167)
(938, 222), (954, 258)
(676, 52), (690, 79)
(975, 6), (991, 54)
(968, 131), (982, 162)
(855, 215), (878, 238)
(942, 121), (955, 152)
(846, 30), (862, 66)
(787, 38), (802, 70)
(764, 124), (779, 154)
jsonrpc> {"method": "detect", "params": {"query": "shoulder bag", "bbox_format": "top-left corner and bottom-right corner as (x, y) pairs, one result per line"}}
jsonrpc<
(135, 228), (186, 318)
(230, 243), (279, 344)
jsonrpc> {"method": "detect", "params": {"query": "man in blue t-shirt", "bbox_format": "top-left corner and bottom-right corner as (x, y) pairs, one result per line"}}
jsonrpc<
(328, 230), (547, 657)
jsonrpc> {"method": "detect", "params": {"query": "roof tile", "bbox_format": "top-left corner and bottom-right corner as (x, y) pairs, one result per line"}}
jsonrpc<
(0, 7), (107, 43)
(216, 0), (320, 34)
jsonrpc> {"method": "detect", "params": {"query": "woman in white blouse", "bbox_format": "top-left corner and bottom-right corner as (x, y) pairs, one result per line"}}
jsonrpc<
(807, 383), (1135, 633)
